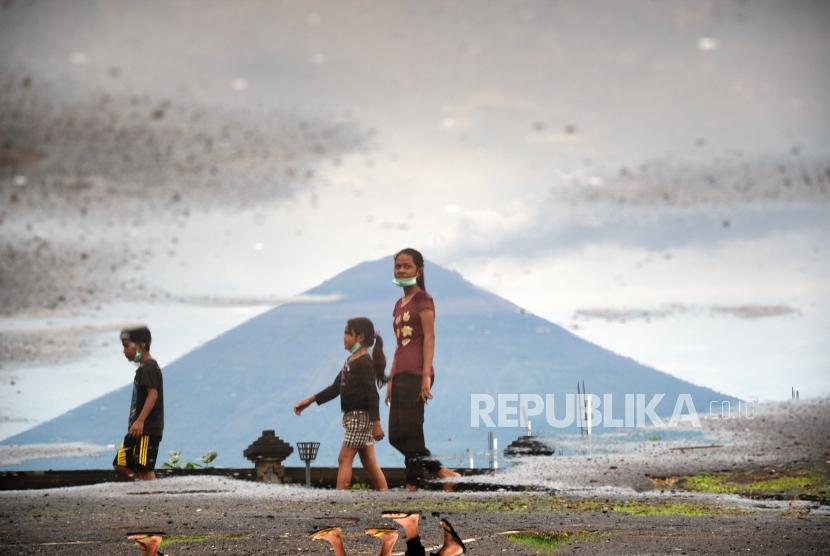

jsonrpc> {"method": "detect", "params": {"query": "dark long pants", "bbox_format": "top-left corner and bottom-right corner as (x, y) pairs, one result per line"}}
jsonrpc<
(406, 537), (426, 556)
(388, 374), (443, 486)
(407, 536), (444, 556)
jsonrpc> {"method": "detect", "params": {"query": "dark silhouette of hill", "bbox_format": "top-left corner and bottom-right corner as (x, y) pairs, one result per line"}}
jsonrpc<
(2, 257), (737, 470)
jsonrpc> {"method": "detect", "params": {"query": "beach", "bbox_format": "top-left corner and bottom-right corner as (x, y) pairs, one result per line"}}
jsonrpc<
(1, 399), (828, 554)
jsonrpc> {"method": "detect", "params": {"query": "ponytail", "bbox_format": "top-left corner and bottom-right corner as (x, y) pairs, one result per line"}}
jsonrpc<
(372, 333), (387, 388)
(346, 317), (387, 387)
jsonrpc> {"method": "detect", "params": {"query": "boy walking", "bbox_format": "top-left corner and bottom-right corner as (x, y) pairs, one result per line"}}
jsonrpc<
(113, 326), (164, 480)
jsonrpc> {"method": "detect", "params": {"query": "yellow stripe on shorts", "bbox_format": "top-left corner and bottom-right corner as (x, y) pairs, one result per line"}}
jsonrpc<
(117, 443), (127, 466)
(140, 435), (148, 465)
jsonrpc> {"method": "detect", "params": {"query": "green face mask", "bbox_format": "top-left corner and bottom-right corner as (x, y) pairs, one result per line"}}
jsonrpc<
(134, 350), (142, 362)
(392, 277), (418, 287)
(349, 342), (362, 354)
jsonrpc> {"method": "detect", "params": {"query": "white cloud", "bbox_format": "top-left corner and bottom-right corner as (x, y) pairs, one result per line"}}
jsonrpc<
(697, 37), (719, 51)
(69, 51), (87, 65)
(451, 230), (830, 400)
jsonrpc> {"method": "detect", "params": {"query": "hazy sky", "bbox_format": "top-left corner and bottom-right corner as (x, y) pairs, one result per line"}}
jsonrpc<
(1, 0), (828, 439)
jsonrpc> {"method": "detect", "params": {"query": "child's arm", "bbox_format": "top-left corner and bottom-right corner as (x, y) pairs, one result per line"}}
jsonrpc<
(384, 375), (392, 406)
(295, 372), (341, 415)
(128, 388), (158, 438)
(385, 351), (395, 406)
(419, 307), (436, 402)
(294, 395), (315, 415)
(357, 359), (384, 440)
(386, 313), (396, 406)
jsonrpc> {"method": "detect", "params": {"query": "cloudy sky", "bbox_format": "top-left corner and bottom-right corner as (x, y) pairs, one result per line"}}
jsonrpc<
(1, 0), (828, 439)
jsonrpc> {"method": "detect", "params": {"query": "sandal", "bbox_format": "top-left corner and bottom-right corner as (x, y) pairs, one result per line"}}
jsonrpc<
(440, 518), (466, 553)
(365, 527), (399, 538)
(126, 532), (166, 555)
(309, 526), (342, 540)
(381, 510), (419, 518)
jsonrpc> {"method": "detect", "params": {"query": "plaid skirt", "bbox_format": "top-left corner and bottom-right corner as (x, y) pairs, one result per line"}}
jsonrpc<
(342, 410), (373, 449)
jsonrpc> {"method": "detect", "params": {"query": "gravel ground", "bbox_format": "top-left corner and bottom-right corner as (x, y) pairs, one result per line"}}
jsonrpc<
(1, 400), (828, 555)
(475, 398), (830, 494)
(0, 481), (827, 555)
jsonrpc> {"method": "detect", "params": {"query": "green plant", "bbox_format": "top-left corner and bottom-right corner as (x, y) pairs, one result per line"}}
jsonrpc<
(162, 449), (218, 470)
(160, 534), (209, 547)
(504, 530), (601, 551)
(160, 533), (248, 548)
(345, 494), (746, 517)
(611, 501), (711, 517)
(349, 478), (371, 490)
(680, 468), (829, 502)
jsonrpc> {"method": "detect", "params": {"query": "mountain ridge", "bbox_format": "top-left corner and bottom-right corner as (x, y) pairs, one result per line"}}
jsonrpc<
(2, 256), (737, 470)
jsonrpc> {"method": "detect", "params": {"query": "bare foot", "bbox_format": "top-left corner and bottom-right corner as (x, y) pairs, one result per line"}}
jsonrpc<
(437, 518), (466, 555)
(437, 467), (460, 492)
(310, 526), (343, 542)
(127, 533), (163, 556)
(365, 528), (399, 555)
(405, 483), (418, 492)
(310, 527), (346, 556)
(381, 511), (420, 540)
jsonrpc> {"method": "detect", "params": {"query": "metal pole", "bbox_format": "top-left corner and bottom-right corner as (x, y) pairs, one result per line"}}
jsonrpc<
(582, 381), (591, 436)
(585, 393), (592, 436)
(487, 431), (494, 471)
(305, 461), (311, 487)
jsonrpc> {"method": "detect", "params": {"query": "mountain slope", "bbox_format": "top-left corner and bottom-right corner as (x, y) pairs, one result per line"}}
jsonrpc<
(3, 257), (737, 470)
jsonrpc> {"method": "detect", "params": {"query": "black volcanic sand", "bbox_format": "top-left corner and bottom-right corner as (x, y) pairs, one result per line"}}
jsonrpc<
(467, 399), (830, 495)
(0, 484), (828, 555)
(1, 400), (829, 554)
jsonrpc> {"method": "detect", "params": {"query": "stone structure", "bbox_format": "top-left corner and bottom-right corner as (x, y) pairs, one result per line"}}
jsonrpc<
(243, 430), (294, 483)
(504, 421), (555, 458)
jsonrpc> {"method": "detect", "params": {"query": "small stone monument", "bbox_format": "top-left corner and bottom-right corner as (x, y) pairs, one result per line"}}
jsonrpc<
(243, 430), (294, 483)
(504, 420), (555, 458)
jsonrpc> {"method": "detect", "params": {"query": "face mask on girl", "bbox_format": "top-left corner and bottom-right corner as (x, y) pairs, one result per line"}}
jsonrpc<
(392, 277), (418, 288)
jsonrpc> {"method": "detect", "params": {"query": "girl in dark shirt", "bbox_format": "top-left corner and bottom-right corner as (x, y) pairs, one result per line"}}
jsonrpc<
(294, 317), (388, 490)
(388, 248), (460, 491)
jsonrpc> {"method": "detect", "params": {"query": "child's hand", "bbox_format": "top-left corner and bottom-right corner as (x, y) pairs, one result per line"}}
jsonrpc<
(372, 421), (385, 441)
(418, 375), (432, 403)
(293, 398), (312, 415)
(384, 383), (392, 406)
(128, 419), (144, 438)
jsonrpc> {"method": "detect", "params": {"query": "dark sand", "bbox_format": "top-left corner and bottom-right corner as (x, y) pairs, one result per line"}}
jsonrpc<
(0, 483), (827, 555)
(1, 400), (828, 554)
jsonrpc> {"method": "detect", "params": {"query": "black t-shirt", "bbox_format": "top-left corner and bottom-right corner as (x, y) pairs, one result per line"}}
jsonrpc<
(129, 359), (164, 437)
(315, 354), (380, 422)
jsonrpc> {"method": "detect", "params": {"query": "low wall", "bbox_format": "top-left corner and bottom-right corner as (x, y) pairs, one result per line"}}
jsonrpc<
(0, 467), (499, 491)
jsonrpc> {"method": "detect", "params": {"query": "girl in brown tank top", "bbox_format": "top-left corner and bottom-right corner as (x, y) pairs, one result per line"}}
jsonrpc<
(387, 248), (460, 491)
